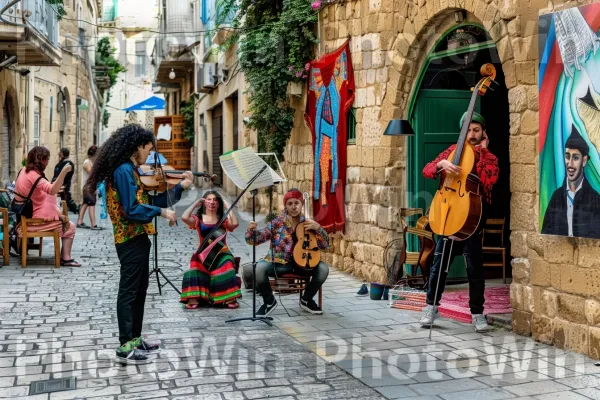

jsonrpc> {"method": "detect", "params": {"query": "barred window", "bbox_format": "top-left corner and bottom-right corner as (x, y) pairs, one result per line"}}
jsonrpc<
(347, 107), (356, 144)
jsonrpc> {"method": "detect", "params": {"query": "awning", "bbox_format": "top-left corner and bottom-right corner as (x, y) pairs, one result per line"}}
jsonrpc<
(123, 96), (165, 111)
(145, 151), (168, 165)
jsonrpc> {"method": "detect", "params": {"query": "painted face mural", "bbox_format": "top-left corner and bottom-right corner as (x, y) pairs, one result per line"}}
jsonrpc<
(539, 3), (600, 239)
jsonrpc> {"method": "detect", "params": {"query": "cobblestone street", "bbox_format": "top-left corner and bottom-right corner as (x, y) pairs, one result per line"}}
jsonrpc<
(1, 191), (600, 399)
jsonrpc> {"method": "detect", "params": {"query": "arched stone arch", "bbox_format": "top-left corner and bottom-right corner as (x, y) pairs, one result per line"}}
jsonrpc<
(382, 1), (516, 121)
(1, 85), (21, 185)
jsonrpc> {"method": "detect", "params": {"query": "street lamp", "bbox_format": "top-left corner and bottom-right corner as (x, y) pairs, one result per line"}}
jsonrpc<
(383, 120), (415, 136)
(169, 68), (176, 79)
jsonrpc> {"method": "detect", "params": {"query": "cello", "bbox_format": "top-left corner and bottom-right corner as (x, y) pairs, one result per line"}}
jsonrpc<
(428, 63), (496, 240)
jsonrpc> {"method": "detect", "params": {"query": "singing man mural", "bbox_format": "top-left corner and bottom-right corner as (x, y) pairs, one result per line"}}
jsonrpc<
(539, 3), (600, 239)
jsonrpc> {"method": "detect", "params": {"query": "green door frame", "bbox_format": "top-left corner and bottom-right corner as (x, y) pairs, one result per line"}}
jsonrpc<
(405, 23), (497, 210)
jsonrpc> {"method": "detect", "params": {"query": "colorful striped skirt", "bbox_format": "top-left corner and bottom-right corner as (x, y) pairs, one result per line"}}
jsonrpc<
(180, 248), (242, 305)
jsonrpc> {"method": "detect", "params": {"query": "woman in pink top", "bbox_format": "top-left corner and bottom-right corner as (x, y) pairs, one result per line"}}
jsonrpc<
(14, 146), (80, 267)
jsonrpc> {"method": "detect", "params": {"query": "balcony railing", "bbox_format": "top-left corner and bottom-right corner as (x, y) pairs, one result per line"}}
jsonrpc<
(0, 0), (59, 46)
(101, 4), (115, 22)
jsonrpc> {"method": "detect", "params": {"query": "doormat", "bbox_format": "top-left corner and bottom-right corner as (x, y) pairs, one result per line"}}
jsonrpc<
(438, 286), (511, 323)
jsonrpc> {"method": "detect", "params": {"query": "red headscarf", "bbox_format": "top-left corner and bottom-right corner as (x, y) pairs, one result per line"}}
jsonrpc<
(283, 188), (303, 205)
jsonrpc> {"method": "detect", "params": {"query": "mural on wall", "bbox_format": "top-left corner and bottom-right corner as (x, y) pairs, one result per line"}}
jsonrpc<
(539, 3), (600, 239)
(305, 40), (355, 234)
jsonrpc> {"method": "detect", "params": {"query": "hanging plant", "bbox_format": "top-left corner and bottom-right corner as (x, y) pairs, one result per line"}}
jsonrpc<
(218, 0), (318, 162)
(47, 0), (67, 20)
(96, 37), (126, 128)
(180, 97), (196, 144)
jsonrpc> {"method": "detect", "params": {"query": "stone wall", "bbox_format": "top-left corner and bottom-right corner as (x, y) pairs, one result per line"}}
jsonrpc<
(277, 0), (600, 358)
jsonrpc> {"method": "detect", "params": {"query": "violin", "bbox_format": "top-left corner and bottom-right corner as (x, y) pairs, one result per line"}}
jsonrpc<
(428, 63), (496, 240)
(137, 164), (217, 192)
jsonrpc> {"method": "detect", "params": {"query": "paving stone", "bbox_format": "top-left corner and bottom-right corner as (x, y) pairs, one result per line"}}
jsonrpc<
(504, 381), (572, 397)
(533, 391), (590, 400)
(440, 387), (516, 400)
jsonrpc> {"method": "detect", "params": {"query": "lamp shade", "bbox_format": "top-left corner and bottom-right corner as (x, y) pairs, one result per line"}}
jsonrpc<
(383, 120), (415, 136)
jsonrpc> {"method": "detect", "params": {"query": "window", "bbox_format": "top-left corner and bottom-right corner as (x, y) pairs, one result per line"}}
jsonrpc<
(135, 42), (146, 77)
(33, 98), (41, 146)
(347, 107), (356, 144)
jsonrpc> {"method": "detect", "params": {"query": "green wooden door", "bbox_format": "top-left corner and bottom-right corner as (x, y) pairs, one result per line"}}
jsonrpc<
(409, 90), (480, 280)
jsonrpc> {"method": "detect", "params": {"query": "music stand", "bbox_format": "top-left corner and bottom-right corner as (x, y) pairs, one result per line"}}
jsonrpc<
(147, 150), (181, 296)
(225, 187), (272, 326)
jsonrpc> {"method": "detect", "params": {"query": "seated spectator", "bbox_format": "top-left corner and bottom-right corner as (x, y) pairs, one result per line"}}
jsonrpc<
(14, 146), (80, 267)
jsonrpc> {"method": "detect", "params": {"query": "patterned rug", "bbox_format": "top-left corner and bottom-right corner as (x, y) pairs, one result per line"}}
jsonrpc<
(438, 286), (511, 323)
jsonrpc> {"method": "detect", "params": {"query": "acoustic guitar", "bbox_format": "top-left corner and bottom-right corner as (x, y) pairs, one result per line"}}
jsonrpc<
(428, 63), (496, 241)
(292, 192), (321, 270)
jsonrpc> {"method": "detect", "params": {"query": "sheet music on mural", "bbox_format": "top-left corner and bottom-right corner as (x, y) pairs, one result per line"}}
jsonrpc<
(220, 147), (281, 191)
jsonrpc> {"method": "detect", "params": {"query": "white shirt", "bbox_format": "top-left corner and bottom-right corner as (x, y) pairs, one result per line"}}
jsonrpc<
(566, 178), (584, 237)
(82, 159), (92, 186)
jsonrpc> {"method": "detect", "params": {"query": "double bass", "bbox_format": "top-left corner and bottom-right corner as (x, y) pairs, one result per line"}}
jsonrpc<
(428, 63), (496, 240)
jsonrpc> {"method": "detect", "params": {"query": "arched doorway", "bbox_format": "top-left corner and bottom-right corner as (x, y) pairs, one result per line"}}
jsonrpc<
(1, 93), (15, 187)
(407, 22), (512, 282)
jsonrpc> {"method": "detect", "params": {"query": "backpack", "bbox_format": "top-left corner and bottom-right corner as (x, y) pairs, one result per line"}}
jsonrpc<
(7, 170), (44, 255)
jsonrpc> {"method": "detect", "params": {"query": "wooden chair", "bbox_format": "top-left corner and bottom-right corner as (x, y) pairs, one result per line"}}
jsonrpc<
(392, 208), (435, 289)
(482, 218), (506, 284)
(269, 274), (323, 309)
(0, 207), (9, 266)
(20, 201), (68, 269)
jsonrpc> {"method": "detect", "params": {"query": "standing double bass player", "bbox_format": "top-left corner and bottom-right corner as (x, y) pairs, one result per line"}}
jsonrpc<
(420, 111), (499, 332)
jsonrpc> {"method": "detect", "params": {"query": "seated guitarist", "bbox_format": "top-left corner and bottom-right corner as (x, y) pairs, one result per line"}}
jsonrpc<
(421, 112), (499, 333)
(246, 188), (330, 317)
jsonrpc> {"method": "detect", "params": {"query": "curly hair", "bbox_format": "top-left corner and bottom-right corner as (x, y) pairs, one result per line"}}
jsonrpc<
(196, 190), (224, 220)
(25, 146), (50, 175)
(85, 124), (154, 193)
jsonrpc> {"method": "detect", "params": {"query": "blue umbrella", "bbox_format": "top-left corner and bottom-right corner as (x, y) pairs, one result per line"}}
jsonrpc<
(145, 151), (168, 165)
(123, 96), (165, 111)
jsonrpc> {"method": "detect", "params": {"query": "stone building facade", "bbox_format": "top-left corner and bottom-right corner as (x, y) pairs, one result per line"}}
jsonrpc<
(0, 0), (101, 204)
(273, 0), (600, 359)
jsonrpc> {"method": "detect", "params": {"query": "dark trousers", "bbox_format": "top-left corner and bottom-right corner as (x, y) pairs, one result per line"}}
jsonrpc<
(426, 232), (485, 314)
(255, 260), (329, 305)
(116, 234), (151, 346)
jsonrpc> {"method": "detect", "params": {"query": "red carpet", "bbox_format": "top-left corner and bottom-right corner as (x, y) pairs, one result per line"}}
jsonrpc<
(438, 286), (511, 323)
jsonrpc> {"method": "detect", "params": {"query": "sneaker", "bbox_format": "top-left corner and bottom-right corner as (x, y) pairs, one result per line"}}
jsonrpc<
(419, 305), (439, 327)
(116, 342), (152, 365)
(356, 283), (369, 296)
(132, 335), (161, 354)
(472, 314), (490, 332)
(256, 299), (277, 318)
(300, 298), (323, 315)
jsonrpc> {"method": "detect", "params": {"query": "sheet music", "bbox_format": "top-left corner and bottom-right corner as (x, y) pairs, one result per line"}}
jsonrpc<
(220, 147), (274, 190)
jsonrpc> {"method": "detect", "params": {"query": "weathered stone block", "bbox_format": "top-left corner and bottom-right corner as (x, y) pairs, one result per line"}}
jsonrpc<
(531, 313), (554, 344)
(550, 263), (561, 290)
(586, 299), (600, 326)
(516, 61), (536, 85)
(589, 327), (600, 360)
(512, 309), (532, 336)
(510, 164), (537, 194)
(553, 318), (589, 354)
(541, 289), (558, 319)
(527, 85), (539, 111)
(509, 135), (536, 165)
(347, 146), (361, 167)
(511, 282), (524, 310)
(512, 36), (537, 62)
(560, 267), (600, 297)
(543, 236), (574, 264)
(520, 109), (538, 135)
(511, 257), (530, 284)
(530, 259), (551, 287)
(508, 86), (528, 113)
(361, 147), (375, 167)
(557, 293), (586, 324)
(510, 193), (536, 231)
(578, 244), (600, 269)
(360, 167), (374, 184)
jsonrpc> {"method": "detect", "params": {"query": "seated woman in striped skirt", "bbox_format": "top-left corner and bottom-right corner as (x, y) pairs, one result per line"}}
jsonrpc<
(180, 190), (242, 309)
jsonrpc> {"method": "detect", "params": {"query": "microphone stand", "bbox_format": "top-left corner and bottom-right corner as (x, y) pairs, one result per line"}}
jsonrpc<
(148, 150), (181, 296)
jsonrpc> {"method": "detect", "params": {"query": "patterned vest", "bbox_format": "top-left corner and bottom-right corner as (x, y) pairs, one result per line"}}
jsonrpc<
(106, 170), (155, 244)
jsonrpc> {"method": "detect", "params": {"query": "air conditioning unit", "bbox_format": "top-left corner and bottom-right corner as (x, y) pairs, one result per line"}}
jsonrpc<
(201, 62), (217, 90)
